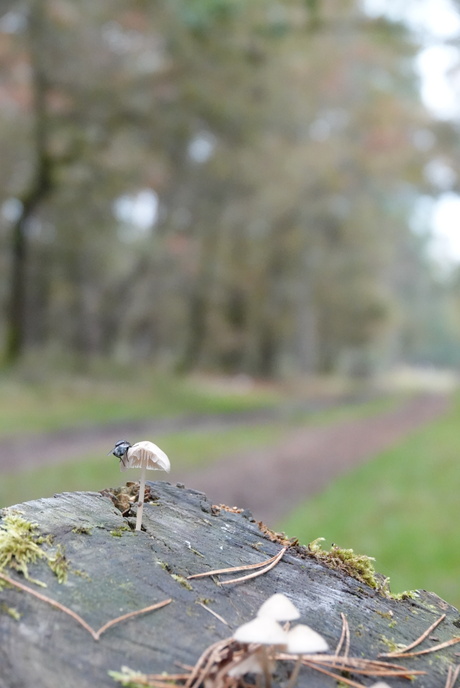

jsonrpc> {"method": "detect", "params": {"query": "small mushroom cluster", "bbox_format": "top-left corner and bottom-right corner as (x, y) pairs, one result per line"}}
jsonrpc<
(231, 593), (328, 688)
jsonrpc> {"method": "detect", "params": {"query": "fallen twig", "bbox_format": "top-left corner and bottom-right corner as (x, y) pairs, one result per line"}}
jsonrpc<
(445, 664), (460, 688)
(219, 547), (287, 586)
(94, 598), (172, 640)
(184, 638), (231, 688)
(112, 637), (426, 688)
(198, 601), (229, 626)
(0, 570), (171, 641)
(0, 571), (99, 639)
(335, 612), (350, 658)
(137, 673), (190, 688)
(277, 652), (424, 678)
(314, 656), (422, 676)
(385, 636), (460, 658)
(302, 659), (366, 688)
(381, 614), (446, 657)
(187, 548), (286, 580)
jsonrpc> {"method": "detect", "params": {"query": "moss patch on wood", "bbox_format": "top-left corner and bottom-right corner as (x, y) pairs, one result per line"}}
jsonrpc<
(307, 537), (380, 590)
(0, 602), (21, 620)
(0, 511), (68, 585)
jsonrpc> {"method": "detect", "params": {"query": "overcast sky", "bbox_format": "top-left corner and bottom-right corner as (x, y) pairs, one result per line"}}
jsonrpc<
(363, 0), (460, 267)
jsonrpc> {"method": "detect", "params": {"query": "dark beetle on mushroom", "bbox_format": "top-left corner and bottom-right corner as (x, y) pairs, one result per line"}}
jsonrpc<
(109, 440), (132, 470)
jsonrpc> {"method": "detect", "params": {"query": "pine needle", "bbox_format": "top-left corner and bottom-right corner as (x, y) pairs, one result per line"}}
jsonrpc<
(445, 664), (460, 688)
(286, 654), (425, 677)
(219, 547), (286, 585)
(187, 547), (286, 580)
(302, 659), (367, 688)
(0, 570), (171, 641)
(0, 570), (99, 639)
(197, 602), (229, 626)
(381, 613), (446, 657)
(387, 636), (460, 658)
(184, 638), (231, 688)
(94, 598), (172, 640)
(335, 612), (350, 658)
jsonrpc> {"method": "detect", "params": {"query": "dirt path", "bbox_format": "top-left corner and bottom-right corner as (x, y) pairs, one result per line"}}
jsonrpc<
(177, 393), (451, 525)
(0, 397), (353, 473)
(1, 393), (451, 528)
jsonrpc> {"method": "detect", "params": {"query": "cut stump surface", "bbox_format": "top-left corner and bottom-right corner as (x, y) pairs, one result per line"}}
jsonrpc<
(0, 484), (459, 688)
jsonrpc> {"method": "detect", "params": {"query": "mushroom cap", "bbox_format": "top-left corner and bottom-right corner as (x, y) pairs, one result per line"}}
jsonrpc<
(228, 651), (265, 677)
(257, 593), (300, 622)
(284, 624), (329, 654)
(121, 441), (171, 473)
(233, 617), (287, 646)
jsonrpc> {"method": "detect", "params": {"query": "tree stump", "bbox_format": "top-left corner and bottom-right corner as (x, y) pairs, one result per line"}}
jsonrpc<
(0, 482), (459, 688)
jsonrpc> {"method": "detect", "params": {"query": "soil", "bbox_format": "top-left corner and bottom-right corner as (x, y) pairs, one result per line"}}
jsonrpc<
(2, 393), (450, 527)
(177, 393), (450, 524)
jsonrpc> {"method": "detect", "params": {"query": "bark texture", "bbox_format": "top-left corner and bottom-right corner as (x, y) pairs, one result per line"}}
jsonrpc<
(0, 483), (459, 688)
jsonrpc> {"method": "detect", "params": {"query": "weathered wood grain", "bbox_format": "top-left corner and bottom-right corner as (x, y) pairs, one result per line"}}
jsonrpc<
(0, 482), (459, 688)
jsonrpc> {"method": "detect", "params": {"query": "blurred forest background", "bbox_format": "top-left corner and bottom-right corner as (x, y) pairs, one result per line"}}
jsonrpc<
(1, 0), (460, 376)
(1, 0), (460, 607)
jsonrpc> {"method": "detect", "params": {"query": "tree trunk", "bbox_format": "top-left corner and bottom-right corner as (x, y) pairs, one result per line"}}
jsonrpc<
(4, 1), (52, 365)
(177, 226), (221, 373)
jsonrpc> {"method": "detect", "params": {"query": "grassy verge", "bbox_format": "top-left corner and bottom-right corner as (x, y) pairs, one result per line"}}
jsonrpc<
(0, 394), (400, 510)
(280, 393), (460, 609)
(0, 370), (280, 436)
(0, 422), (292, 508)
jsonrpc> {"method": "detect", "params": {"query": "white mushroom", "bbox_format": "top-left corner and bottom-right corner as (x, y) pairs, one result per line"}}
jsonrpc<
(284, 623), (329, 688)
(109, 440), (170, 531)
(233, 617), (287, 688)
(227, 649), (270, 678)
(257, 593), (300, 622)
(285, 623), (329, 654)
(233, 617), (288, 646)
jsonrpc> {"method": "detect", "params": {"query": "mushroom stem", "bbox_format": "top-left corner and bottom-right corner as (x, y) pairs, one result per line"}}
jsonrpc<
(260, 647), (272, 688)
(286, 655), (302, 688)
(135, 464), (147, 531)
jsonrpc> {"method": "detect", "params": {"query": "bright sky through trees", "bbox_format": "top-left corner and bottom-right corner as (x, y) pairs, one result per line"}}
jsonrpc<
(363, 0), (460, 266)
(2, 0), (460, 371)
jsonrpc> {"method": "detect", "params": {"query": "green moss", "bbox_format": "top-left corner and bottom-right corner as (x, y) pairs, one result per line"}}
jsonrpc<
(308, 538), (380, 590)
(108, 667), (150, 687)
(0, 603), (21, 620)
(391, 590), (419, 601)
(0, 511), (68, 585)
(48, 545), (69, 584)
(71, 526), (93, 535)
(188, 545), (205, 558)
(379, 634), (401, 653)
(157, 560), (171, 572)
(110, 526), (131, 538)
(73, 568), (92, 581)
(355, 624), (364, 637)
(171, 574), (193, 591)
(197, 597), (214, 605)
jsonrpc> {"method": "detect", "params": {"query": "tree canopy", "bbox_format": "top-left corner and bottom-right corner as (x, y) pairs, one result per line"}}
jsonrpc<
(1, 0), (459, 376)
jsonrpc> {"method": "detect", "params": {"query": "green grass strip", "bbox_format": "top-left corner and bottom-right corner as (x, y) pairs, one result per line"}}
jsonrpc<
(280, 392), (459, 609)
(0, 395), (398, 511)
(0, 372), (280, 436)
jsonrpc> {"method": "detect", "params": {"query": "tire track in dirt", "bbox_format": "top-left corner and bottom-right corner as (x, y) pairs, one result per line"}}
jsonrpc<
(177, 394), (451, 525)
(0, 397), (358, 473)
